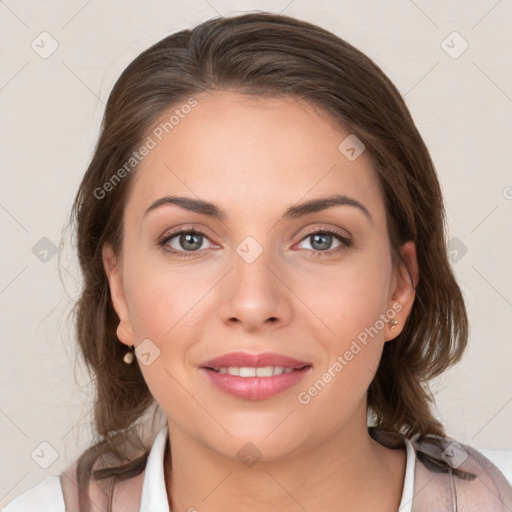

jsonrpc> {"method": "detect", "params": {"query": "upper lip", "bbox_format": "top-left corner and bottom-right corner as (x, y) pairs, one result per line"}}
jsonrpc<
(200, 351), (312, 370)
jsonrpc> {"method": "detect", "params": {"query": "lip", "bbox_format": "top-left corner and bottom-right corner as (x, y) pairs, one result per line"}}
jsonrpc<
(200, 351), (311, 370)
(199, 351), (312, 400)
(200, 367), (312, 400)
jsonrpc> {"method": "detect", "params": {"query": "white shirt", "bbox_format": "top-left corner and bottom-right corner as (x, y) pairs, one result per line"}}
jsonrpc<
(1, 424), (416, 512)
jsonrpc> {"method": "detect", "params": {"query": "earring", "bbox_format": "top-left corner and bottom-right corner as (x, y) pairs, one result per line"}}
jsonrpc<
(123, 344), (135, 364)
(389, 319), (399, 332)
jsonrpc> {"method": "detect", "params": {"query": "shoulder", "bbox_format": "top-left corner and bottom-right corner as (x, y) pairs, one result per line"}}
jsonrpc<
(411, 436), (512, 511)
(1, 475), (65, 512)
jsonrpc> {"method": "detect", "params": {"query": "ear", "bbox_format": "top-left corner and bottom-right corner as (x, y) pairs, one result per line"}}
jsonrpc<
(384, 240), (419, 342)
(102, 243), (134, 346)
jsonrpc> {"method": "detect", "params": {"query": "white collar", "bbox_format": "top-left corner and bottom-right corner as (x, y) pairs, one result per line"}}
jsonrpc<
(398, 438), (416, 512)
(139, 423), (171, 512)
(138, 424), (415, 512)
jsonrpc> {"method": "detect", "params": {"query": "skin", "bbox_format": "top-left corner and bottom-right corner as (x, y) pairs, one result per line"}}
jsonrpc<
(103, 90), (419, 512)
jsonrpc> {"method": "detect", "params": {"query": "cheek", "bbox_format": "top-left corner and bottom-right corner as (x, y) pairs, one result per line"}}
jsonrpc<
(293, 249), (391, 404)
(294, 249), (392, 348)
(121, 258), (218, 402)
(124, 254), (210, 339)
(122, 267), (205, 412)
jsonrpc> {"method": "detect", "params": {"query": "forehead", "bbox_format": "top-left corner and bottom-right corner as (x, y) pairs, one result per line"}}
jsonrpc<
(125, 91), (386, 225)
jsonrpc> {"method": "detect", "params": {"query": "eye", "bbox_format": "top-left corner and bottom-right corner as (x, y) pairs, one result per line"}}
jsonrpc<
(159, 229), (214, 257)
(296, 228), (352, 256)
(158, 226), (352, 258)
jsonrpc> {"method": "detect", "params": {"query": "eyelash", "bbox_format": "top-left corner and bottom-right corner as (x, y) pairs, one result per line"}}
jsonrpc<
(158, 225), (353, 259)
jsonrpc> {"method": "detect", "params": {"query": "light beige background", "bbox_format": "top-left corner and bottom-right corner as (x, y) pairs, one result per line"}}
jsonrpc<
(1, 0), (511, 504)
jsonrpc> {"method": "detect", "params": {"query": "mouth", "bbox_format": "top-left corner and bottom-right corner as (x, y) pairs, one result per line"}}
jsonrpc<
(203, 365), (311, 377)
(199, 352), (313, 400)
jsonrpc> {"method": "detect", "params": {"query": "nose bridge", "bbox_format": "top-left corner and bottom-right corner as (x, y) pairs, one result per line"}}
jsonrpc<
(219, 235), (291, 328)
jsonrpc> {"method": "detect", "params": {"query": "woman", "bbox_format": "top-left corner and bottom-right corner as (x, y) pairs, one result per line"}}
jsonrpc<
(3, 11), (511, 512)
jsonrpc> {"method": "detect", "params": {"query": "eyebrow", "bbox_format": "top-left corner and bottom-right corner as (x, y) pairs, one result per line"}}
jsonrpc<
(143, 194), (373, 223)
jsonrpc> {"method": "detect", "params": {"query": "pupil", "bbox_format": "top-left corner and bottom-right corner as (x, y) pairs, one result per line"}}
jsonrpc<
(181, 232), (202, 251)
(312, 233), (331, 251)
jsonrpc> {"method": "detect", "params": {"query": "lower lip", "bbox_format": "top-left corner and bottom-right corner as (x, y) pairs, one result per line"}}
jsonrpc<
(200, 367), (312, 400)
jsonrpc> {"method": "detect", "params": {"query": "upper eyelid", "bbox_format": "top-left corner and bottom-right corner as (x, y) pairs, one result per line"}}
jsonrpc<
(299, 225), (350, 239)
(160, 225), (217, 245)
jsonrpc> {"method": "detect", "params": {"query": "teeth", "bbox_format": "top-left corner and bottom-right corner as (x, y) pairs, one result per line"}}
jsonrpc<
(239, 367), (256, 377)
(214, 366), (296, 377)
(257, 366), (275, 377)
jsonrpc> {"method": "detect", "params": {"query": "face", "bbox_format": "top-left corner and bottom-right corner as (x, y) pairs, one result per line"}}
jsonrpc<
(103, 90), (417, 461)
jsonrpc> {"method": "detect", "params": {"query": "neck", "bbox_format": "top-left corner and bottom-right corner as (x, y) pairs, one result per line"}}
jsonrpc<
(163, 408), (406, 512)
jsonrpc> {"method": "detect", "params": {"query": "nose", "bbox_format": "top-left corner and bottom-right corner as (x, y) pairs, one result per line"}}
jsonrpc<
(218, 247), (293, 332)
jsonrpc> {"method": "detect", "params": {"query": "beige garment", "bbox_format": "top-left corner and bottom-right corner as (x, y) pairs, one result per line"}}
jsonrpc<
(410, 436), (512, 511)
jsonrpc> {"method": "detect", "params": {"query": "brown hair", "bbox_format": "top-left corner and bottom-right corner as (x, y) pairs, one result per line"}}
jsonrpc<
(68, 11), (468, 487)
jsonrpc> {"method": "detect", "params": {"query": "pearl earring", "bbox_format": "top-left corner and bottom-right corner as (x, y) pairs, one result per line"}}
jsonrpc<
(389, 319), (399, 331)
(123, 345), (135, 364)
